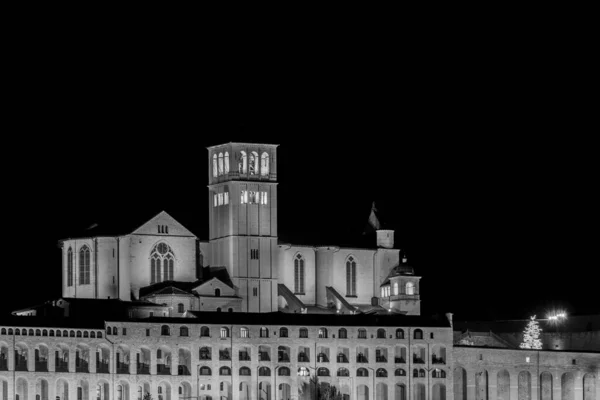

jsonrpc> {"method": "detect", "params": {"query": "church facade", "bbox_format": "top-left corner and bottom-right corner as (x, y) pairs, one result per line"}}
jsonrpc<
(1, 142), (598, 400)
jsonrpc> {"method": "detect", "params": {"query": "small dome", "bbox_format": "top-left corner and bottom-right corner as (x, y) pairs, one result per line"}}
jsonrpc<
(391, 257), (414, 276)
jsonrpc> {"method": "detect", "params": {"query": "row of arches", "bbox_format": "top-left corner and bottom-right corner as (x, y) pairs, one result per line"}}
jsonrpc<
(453, 368), (597, 400)
(1, 378), (445, 400)
(210, 325), (431, 340)
(212, 151), (270, 178)
(0, 329), (102, 338)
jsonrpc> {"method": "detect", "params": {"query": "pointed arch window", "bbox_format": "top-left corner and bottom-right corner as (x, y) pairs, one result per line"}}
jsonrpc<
(260, 152), (269, 176)
(79, 245), (90, 285)
(67, 247), (73, 287)
(150, 243), (175, 284)
(224, 152), (229, 174)
(218, 153), (224, 176)
(212, 154), (218, 178)
(294, 254), (305, 294)
(346, 256), (356, 296)
(249, 151), (258, 175)
(239, 151), (247, 174)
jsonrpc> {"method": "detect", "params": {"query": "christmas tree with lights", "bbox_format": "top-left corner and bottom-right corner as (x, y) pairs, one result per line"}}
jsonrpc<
(520, 315), (543, 349)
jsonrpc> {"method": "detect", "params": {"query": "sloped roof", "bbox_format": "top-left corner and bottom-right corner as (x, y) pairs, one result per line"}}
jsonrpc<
(59, 209), (201, 240)
(139, 280), (203, 298)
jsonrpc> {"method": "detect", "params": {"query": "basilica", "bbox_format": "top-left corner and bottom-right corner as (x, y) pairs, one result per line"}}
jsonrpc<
(0, 143), (597, 400)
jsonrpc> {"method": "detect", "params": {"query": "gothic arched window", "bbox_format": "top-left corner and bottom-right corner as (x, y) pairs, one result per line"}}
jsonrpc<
(294, 254), (305, 294)
(79, 245), (90, 285)
(406, 282), (415, 295)
(212, 154), (218, 178)
(239, 151), (247, 174)
(346, 256), (356, 296)
(67, 247), (73, 287)
(224, 152), (229, 174)
(260, 152), (269, 176)
(249, 151), (258, 175)
(218, 152), (224, 176)
(150, 243), (175, 284)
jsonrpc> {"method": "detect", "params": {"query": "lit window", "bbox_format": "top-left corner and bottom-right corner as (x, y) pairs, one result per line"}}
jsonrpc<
(218, 153), (224, 176)
(150, 243), (174, 283)
(220, 327), (229, 338)
(294, 254), (305, 294)
(218, 193), (223, 206)
(67, 247), (73, 287)
(224, 192), (229, 205)
(346, 256), (356, 296)
(249, 151), (258, 175)
(213, 154), (218, 178)
(224, 152), (229, 174)
(406, 282), (415, 295)
(79, 245), (91, 285)
(239, 151), (247, 174)
(214, 194), (218, 207)
(260, 152), (269, 176)
(240, 327), (249, 338)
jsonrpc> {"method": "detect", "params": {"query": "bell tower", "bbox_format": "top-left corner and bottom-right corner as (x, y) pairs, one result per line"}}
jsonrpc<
(207, 143), (279, 312)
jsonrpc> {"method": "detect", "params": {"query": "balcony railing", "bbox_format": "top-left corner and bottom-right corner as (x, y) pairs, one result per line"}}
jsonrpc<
(137, 362), (150, 375)
(298, 353), (309, 363)
(390, 294), (420, 301)
(376, 356), (387, 363)
(239, 352), (250, 361)
(15, 361), (28, 372)
(178, 365), (191, 376)
(259, 352), (270, 362)
(35, 360), (48, 372)
(117, 362), (129, 374)
(395, 357), (406, 364)
(432, 356), (446, 364)
(356, 355), (368, 363)
(55, 360), (69, 373)
(219, 352), (230, 361)
(413, 357), (425, 364)
(96, 360), (109, 373)
(317, 354), (329, 363)
(76, 360), (89, 373)
(278, 354), (290, 363)
(157, 364), (171, 375)
(337, 354), (348, 363)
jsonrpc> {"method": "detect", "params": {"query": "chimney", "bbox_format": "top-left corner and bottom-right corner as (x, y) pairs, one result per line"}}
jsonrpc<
(376, 230), (394, 248)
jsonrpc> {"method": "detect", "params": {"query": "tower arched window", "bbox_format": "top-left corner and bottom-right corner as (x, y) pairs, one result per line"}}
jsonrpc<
(67, 247), (73, 287)
(79, 245), (90, 285)
(346, 256), (356, 296)
(215, 288), (221, 297)
(212, 154), (218, 178)
(224, 152), (229, 174)
(249, 151), (258, 175)
(150, 243), (175, 284)
(406, 282), (415, 295)
(294, 254), (305, 294)
(239, 151), (247, 174)
(260, 152), (269, 176)
(218, 153), (224, 176)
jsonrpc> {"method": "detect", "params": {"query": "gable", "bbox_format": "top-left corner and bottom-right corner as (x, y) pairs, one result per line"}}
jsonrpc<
(131, 211), (196, 237)
(193, 278), (236, 297)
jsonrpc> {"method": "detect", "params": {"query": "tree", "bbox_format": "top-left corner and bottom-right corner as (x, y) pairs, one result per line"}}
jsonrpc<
(520, 315), (543, 349)
(143, 393), (153, 400)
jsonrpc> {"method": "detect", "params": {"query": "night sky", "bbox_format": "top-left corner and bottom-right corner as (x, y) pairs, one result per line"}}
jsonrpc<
(3, 31), (597, 321)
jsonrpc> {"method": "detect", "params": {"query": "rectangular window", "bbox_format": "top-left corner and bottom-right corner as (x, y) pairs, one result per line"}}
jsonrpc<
(218, 193), (224, 206)
(122, 328), (127, 336)
(146, 329), (150, 336)
(250, 249), (260, 259)
(214, 194), (218, 207)
(253, 288), (258, 296)
(224, 192), (229, 204)
(241, 190), (248, 204)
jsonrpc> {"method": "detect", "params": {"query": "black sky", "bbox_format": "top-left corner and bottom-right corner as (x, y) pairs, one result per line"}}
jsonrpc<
(2, 25), (597, 321)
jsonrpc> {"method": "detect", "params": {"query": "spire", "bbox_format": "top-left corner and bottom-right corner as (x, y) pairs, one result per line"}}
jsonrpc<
(363, 202), (381, 235)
